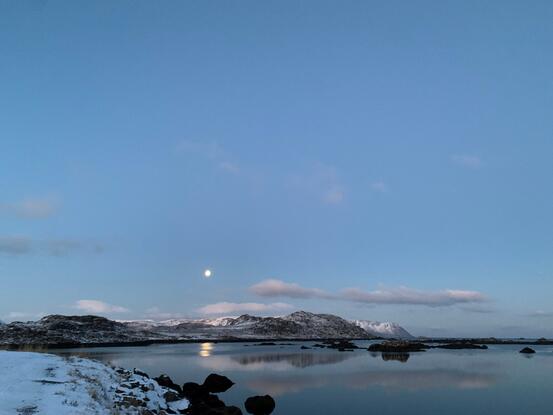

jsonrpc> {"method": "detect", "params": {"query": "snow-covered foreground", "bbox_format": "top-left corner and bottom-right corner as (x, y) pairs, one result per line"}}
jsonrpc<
(0, 351), (188, 415)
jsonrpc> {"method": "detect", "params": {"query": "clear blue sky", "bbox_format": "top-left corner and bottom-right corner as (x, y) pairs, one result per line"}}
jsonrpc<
(1, 1), (552, 337)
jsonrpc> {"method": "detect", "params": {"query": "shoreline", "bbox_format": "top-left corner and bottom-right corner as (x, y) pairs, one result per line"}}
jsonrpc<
(1, 336), (552, 351)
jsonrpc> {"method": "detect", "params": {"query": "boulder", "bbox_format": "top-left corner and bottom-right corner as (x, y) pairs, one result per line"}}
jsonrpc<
(202, 373), (235, 393)
(244, 395), (276, 415)
(154, 374), (182, 393)
(182, 382), (208, 404)
(519, 347), (536, 354)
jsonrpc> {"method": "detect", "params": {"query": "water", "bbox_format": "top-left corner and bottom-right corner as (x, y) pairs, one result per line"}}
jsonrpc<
(52, 341), (553, 414)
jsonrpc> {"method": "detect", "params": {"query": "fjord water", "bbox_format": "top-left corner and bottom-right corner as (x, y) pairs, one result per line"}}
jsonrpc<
(54, 342), (553, 414)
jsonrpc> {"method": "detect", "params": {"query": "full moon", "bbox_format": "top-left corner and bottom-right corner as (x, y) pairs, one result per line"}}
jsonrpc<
(203, 269), (212, 278)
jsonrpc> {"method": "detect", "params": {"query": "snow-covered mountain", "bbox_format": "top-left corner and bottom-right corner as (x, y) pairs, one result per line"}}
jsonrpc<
(353, 320), (412, 339)
(0, 311), (410, 346)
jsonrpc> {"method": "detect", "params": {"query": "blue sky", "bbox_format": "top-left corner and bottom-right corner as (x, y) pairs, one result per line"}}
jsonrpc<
(1, 1), (553, 337)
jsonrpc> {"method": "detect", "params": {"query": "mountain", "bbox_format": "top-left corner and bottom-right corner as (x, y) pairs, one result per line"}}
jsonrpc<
(0, 315), (150, 346)
(352, 320), (413, 339)
(0, 311), (410, 346)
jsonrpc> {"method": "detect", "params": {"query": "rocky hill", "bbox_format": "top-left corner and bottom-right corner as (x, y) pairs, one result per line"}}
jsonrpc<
(352, 320), (413, 339)
(0, 311), (410, 346)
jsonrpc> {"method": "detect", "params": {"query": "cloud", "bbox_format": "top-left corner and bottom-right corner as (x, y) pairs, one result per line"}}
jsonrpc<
(0, 197), (59, 219)
(3, 311), (45, 322)
(342, 287), (487, 307)
(451, 154), (482, 169)
(528, 310), (553, 318)
(0, 236), (103, 256)
(370, 181), (388, 193)
(143, 307), (186, 320)
(290, 162), (345, 205)
(0, 237), (32, 255)
(250, 279), (487, 307)
(323, 187), (344, 204)
(218, 161), (240, 174)
(176, 140), (240, 175)
(250, 279), (331, 299)
(74, 300), (129, 314)
(197, 302), (293, 315)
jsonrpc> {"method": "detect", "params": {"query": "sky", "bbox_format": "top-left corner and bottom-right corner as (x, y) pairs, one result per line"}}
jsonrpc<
(1, 1), (553, 337)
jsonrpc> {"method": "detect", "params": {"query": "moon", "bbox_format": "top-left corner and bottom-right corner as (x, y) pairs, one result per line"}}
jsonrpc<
(203, 269), (212, 278)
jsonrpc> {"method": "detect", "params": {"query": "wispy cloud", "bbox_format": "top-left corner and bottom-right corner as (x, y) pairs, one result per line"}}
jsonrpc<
(451, 154), (482, 169)
(0, 237), (32, 255)
(0, 236), (103, 256)
(250, 279), (488, 307)
(527, 310), (553, 318)
(176, 140), (240, 175)
(370, 180), (388, 193)
(143, 307), (186, 320)
(289, 162), (345, 205)
(3, 311), (45, 322)
(74, 300), (129, 314)
(0, 197), (59, 219)
(341, 287), (487, 307)
(250, 279), (331, 299)
(197, 302), (293, 315)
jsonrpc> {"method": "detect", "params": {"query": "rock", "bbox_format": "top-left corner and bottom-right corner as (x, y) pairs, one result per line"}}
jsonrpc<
(154, 374), (182, 394)
(519, 347), (536, 354)
(182, 382), (208, 404)
(300, 345), (311, 349)
(204, 393), (226, 408)
(163, 390), (181, 402)
(133, 368), (150, 378)
(223, 406), (243, 415)
(368, 341), (430, 353)
(244, 395), (276, 415)
(202, 373), (235, 393)
(434, 343), (488, 350)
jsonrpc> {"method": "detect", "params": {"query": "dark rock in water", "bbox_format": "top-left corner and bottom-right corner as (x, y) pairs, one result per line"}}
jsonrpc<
(519, 347), (536, 354)
(182, 382), (208, 404)
(154, 374), (182, 393)
(300, 345), (311, 349)
(224, 406), (244, 415)
(381, 353), (410, 362)
(244, 395), (276, 415)
(254, 342), (277, 346)
(368, 341), (430, 353)
(435, 343), (488, 350)
(324, 340), (359, 350)
(203, 373), (235, 393)
(204, 393), (226, 408)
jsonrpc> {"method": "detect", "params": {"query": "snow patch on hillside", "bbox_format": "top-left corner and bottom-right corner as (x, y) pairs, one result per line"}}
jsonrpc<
(353, 320), (413, 338)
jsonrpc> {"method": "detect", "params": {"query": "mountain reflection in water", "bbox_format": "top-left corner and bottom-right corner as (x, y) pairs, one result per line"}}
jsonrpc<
(246, 369), (499, 396)
(233, 352), (355, 368)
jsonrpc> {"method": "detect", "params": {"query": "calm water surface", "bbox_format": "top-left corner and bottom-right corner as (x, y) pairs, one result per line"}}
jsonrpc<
(53, 342), (553, 414)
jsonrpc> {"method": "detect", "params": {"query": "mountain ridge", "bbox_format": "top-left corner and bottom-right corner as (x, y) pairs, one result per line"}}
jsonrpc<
(0, 311), (411, 346)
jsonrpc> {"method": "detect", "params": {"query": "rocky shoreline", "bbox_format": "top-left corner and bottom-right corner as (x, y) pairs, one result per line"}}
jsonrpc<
(117, 370), (275, 415)
(0, 350), (275, 415)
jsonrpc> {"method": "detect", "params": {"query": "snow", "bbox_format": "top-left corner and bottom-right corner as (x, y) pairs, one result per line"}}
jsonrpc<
(0, 351), (118, 414)
(353, 320), (413, 338)
(0, 351), (188, 415)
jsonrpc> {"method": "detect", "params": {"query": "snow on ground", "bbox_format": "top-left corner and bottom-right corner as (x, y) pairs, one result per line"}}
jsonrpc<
(0, 351), (188, 415)
(0, 351), (117, 414)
